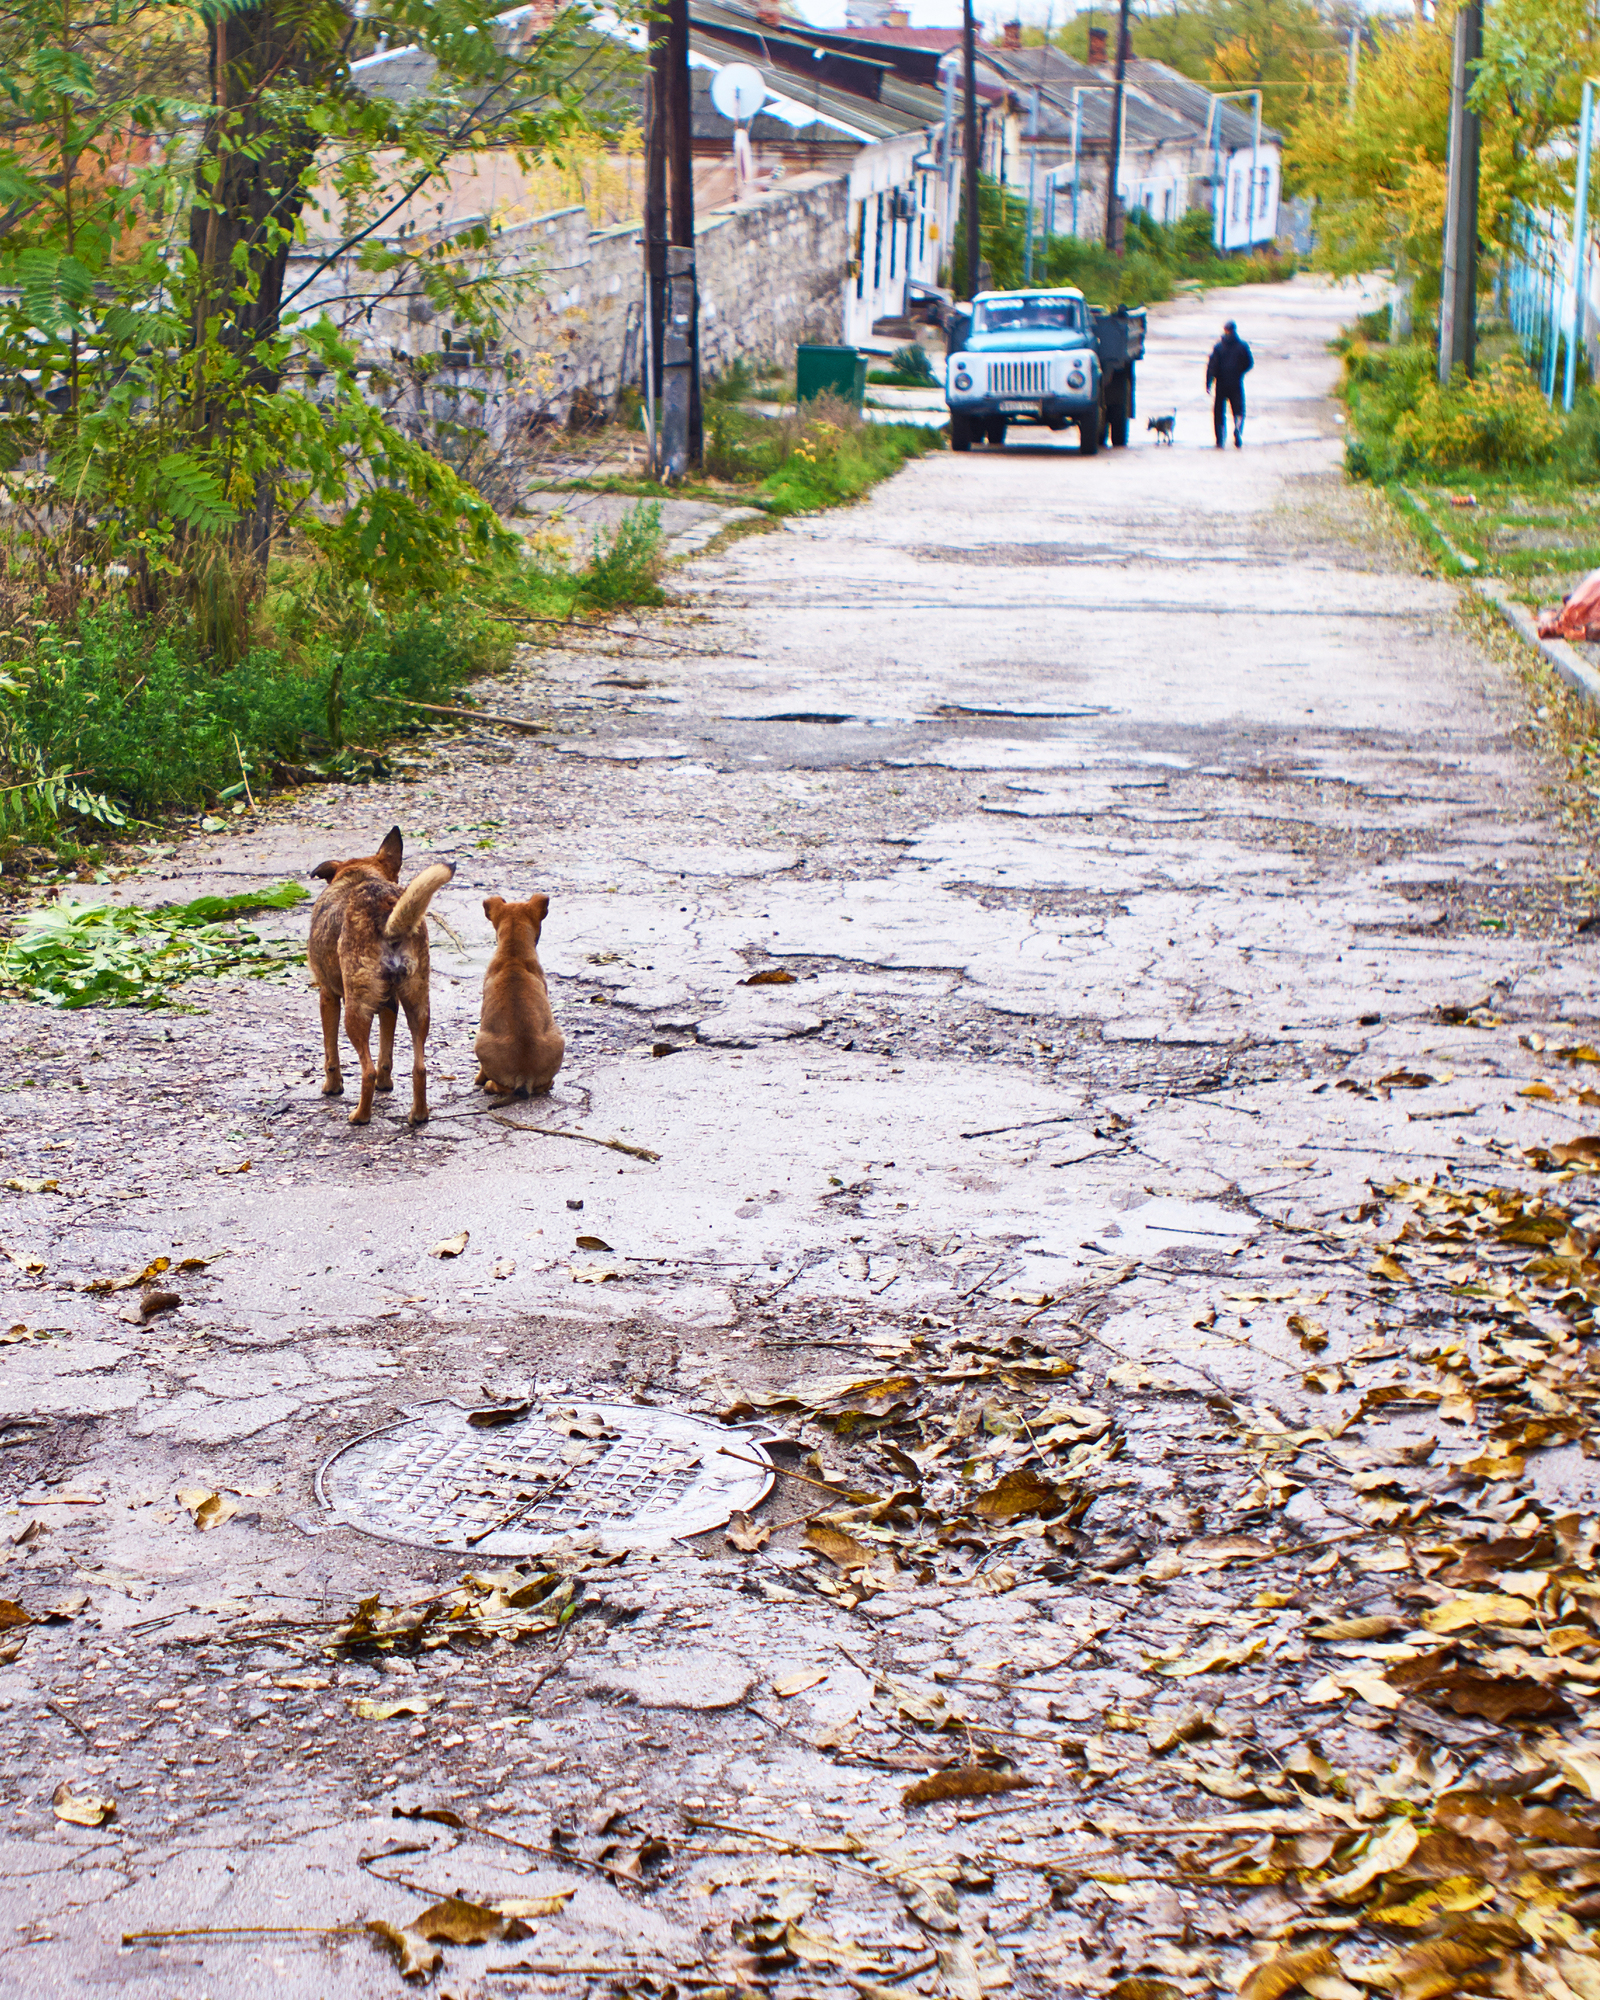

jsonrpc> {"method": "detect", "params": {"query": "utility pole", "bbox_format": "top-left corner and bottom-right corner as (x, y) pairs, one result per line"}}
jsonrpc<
(660, 0), (700, 474)
(1025, 88), (1039, 282)
(1104, 0), (1130, 254)
(1438, 0), (1481, 383)
(961, 0), (980, 299)
(644, 9), (668, 473)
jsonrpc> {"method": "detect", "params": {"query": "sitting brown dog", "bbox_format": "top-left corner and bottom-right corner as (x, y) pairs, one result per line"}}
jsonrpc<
(475, 894), (564, 1096)
(307, 826), (455, 1126)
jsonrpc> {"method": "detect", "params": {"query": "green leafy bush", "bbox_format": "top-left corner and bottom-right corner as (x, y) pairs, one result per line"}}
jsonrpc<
(1392, 358), (1562, 471)
(1559, 388), (1600, 475)
(0, 507), (667, 852)
(1337, 339), (1439, 481)
(0, 883), (307, 1008)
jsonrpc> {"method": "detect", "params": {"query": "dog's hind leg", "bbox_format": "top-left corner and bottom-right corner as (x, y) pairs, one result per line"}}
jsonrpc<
(318, 988), (344, 1097)
(344, 1003), (378, 1125)
(401, 994), (431, 1126)
(375, 1005), (397, 1094)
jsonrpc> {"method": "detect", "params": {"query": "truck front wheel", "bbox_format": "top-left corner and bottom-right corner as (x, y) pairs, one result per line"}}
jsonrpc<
(950, 413), (974, 452)
(1079, 413), (1101, 456)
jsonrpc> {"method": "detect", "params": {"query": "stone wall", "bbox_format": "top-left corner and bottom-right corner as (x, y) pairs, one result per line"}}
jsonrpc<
(288, 168), (850, 441)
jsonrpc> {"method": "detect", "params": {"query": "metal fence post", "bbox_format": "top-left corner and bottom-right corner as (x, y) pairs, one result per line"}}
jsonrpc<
(1566, 79), (1597, 412)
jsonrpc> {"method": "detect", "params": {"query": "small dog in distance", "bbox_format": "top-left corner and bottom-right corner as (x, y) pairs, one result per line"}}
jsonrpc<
(475, 895), (565, 1097)
(307, 826), (454, 1126)
(1148, 413), (1176, 446)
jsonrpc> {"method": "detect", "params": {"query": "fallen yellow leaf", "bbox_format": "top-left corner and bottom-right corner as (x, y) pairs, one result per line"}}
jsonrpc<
(774, 1667), (830, 1699)
(52, 1782), (114, 1828)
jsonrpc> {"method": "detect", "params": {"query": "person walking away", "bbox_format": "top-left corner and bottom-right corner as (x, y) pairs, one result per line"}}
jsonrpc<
(1206, 320), (1253, 448)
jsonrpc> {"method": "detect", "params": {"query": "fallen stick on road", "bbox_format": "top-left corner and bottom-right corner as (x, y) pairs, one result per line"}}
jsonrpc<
(489, 1111), (660, 1162)
(371, 694), (547, 735)
(427, 910), (468, 955)
(124, 1925), (363, 1945)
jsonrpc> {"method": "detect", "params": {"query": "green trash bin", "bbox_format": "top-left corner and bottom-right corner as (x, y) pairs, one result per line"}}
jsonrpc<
(796, 344), (867, 410)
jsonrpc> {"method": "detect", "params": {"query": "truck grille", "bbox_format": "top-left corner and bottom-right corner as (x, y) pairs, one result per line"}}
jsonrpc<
(987, 360), (1050, 397)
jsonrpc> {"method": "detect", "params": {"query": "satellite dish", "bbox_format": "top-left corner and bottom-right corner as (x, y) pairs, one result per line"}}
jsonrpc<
(711, 62), (767, 124)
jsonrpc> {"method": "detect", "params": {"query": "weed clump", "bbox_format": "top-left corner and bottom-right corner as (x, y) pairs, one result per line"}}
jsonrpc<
(0, 501), (667, 859)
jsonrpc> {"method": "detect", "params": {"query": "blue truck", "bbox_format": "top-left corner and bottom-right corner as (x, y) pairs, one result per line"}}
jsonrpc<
(943, 289), (1146, 455)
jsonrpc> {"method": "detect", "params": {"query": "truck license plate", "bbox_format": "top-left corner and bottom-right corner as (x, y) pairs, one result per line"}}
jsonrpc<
(998, 399), (1039, 412)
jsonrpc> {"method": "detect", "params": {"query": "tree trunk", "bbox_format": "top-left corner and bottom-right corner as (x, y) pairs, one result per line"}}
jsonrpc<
(188, 1), (324, 564)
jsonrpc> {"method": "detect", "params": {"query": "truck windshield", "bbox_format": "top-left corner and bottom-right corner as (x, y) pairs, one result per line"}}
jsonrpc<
(974, 297), (1083, 334)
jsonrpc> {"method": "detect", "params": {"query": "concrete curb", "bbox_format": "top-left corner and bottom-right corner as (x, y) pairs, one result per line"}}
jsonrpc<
(1397, 484), (1479, 573)
(1472, 577), (1600, 708)
(664, 507), (764, 561)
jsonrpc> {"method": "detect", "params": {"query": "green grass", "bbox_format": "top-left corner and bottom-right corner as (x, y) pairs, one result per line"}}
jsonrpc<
(1337, 319), (1600, 594)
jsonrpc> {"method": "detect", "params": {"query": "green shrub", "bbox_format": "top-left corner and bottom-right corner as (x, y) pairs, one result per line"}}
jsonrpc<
(1392, 358), (1562, 471)
(707, 358), (755, 404)
(0, 511), (666, 854)
(887, 344), (937, 387)
(1560, 388), (1600, 476)
(706, 402), (759, 480)
(577, 502), (664, 608)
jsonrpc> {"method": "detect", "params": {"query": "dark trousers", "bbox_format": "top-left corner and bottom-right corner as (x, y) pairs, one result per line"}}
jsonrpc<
(1213, 382), (1244, 444)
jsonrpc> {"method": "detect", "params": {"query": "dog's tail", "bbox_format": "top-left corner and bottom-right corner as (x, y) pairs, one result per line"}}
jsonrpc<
(386, 862), (455, 937)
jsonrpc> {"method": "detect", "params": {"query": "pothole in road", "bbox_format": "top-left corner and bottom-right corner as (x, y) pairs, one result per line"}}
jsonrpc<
(317, 1398), (775, 1556)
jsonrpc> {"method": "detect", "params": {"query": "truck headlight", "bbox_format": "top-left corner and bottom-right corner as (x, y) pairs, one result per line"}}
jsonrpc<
(953, 369), (972, 393)
(1066, 367), (1086, 391)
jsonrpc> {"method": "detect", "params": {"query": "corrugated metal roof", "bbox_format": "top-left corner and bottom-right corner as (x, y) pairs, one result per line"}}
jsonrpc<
(690, 19), (941, 142)
(1123, 59), (1282, 150)
(981, 45), (1198, 151)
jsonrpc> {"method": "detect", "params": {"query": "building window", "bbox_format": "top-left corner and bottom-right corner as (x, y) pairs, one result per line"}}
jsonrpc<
(918, 175), (927, 263)
(1230, 171), (1242, 224)
(855, 200), (867, 299)
(889, 193), (898, 279)
(873, 192), (884, 291)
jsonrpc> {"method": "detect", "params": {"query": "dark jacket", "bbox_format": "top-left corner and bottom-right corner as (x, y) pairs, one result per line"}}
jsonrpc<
(1206, 332), (1254, 391)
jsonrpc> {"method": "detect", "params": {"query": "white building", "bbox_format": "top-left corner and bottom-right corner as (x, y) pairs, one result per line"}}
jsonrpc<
(1122, 58), (1282, 251)
(980, 39), (1283, 252)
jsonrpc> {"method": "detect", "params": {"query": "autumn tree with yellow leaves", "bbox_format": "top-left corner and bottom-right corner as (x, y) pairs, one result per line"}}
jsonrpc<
(1288, 0), (1597, 314)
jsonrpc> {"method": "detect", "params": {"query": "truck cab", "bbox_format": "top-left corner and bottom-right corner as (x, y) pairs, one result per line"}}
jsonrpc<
(944, 289), (1144, 456)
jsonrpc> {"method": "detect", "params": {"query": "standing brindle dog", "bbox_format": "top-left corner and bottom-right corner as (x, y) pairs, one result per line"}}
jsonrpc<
(307, 827), (454, 1126)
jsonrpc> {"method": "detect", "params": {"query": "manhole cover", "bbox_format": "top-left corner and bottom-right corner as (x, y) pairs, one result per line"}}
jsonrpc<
(316, 1400), (775, 1555)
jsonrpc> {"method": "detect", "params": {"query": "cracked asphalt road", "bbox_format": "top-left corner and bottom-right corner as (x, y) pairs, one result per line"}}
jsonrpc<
(2, 275), (1596, 1998)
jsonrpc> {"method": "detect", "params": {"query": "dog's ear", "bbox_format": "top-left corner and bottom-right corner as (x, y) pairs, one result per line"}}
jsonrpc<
(529, 894), (550, 936)
(310, 860), (338, 883)
(483, 896), (506, 929)
(376, 826), (403, 878)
